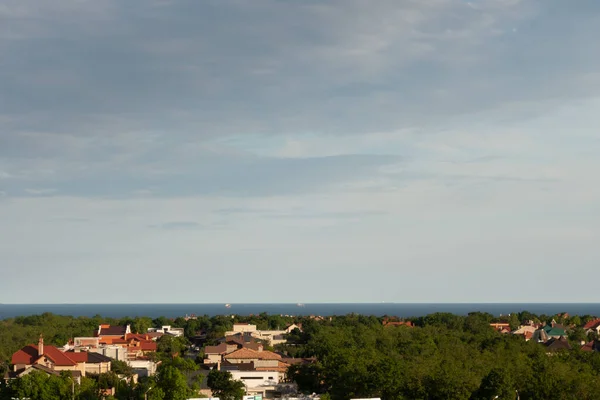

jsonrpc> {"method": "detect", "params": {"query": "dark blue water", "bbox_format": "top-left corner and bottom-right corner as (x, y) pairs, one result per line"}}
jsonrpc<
(2, 303), (600, 319)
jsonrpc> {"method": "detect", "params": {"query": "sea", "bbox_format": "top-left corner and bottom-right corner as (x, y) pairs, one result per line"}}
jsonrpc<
(2, 303), (600, 320)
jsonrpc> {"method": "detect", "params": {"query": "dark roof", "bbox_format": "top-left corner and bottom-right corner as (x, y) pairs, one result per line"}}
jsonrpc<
(546, 337), (572, 351)
(64, 351), (113, 364)
(205, 343), (228, 354)
(221, 360), (256, 371)
(98, 326), (128, 336)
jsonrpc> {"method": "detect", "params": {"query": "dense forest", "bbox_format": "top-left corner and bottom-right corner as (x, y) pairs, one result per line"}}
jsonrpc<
(2, 311), (600, 399)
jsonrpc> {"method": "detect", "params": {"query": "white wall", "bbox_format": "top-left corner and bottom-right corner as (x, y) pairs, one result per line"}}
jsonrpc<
(230, 370), (281, 389)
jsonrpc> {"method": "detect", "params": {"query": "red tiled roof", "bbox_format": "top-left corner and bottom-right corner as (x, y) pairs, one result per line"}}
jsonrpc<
(12, 345), (78, 367)
(383, 320), (413, 327)
(224, 348), (281, 360)
(582, 342), (594, 352)
(140, 341), (157, 351)
(583, 319), (600, 330)
(43, 346), (78, 366)
(64, 352), (88, 363)
(12, 345), (39, 365)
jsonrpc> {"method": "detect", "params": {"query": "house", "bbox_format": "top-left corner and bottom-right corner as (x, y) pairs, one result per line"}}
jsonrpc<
(204, 343), (229, 364)
(581, 341), (596, 352)
(532, 328), (549, 343)
(147, 325), (184, 337)
(285, 324), (302, 333)
(229, 369), (282, 397)
(512, 325), (537, 342)
(71, 332), (158, 375)
(225, 324), (302, 346)
(513, 325), (537, 336)
(382, 318), (413, 328)
(95, 324), (131, 338)
(10, 335), (111, 378)
(543, 324), (566, 339)
(545, 336), (572, 352)
(490, 322), (511, 332)
(224, 348), (285, 371)
(204, 335), (267, 365)
(6, 363), (82, 383)
(63, 351), (112, 375)
(583, 319), (600, 335)
(233, 323), (258, 333)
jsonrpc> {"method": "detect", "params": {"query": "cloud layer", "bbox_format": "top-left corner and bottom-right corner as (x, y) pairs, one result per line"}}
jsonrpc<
(1, 0), (599, 303)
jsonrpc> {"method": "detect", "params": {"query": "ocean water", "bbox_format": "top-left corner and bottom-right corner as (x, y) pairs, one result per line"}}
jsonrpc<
(2, 303), (600, 319)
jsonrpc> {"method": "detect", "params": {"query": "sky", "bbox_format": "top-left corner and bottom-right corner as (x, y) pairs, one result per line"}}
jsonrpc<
(1, 0), (599, 304)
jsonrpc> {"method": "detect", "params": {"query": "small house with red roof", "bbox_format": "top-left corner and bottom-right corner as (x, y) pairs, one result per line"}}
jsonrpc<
(583, 319), (600, 335)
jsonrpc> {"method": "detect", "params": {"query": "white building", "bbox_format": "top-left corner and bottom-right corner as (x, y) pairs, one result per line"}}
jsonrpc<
(230, 370), (282, 397)
(147, 326), (184, 337)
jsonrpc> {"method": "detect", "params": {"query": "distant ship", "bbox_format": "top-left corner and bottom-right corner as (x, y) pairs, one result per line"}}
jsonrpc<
(297, 303), (305, 307)
(225, 304), (231, 308)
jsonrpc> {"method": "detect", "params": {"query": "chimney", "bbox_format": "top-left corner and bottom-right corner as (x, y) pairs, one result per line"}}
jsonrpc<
(38, 334), (44, 357)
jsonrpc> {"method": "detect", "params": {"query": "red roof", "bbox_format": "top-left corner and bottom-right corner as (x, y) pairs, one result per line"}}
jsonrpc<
(12, 345), (77, 367)
(64, 352), (88, 363)
(12, 345), (39, 365)
(383, 320), (413, 327)
(582, 342), (595, 352)
(583, 319), (600, 330)
(140, 341), (157, 351)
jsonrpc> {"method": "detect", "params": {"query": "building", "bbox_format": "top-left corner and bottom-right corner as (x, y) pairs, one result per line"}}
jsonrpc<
(95, 324), (131, 338)
(224, 348), (290, 374)
(233, 323), (258, 333)
(225, 323), (301, 346)
(10, 335), (111, 378)
(148, 325), (184, 337)
(583, 319), (600, 335)
(382, 318), (414, 328)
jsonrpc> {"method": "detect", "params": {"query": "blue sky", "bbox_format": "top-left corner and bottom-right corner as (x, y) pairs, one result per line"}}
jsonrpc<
(1, 0), (599, 303)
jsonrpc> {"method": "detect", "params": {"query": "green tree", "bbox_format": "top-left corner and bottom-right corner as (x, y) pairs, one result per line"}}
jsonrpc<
(154, 365), (192, 400)
(7, 371), (73, 400)
(157, 335), (189, 357)
(77, 376), (99, 400)
(207, 370), (245, 400)
(472, 368), (515, 400)
(111, 359), (134, 376)
(132, 317), (153, 334)
(569, 327), (588, 344)
(508, 313), (520, 331)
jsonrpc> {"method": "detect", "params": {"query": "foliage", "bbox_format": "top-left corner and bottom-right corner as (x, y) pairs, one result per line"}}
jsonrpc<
(287, 314), (600, 400)
(207, 369), (245, 400)
(153, 365), (193, 400)
(156, 335), (189, 357)
(0, 371), (74, 400)
(111, 359), (134, 376)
